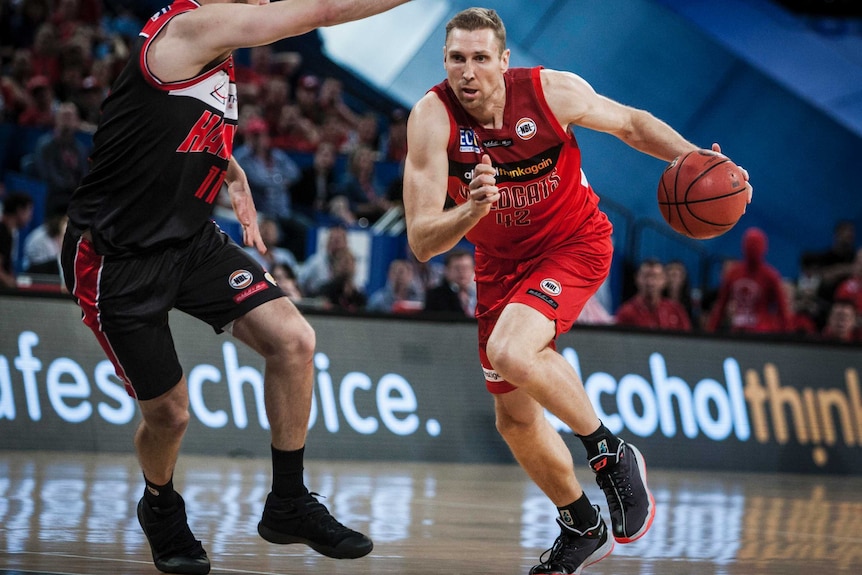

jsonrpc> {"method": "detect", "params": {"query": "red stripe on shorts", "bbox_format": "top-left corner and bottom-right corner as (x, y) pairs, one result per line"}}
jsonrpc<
(71, 236), (137, 399)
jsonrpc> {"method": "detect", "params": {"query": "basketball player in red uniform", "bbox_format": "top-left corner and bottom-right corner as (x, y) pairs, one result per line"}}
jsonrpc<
(60, 1), (408, 573)
(403, 8), (751, 575)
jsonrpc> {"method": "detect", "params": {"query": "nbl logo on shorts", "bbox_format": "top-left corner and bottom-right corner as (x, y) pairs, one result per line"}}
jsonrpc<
(540, 278), (562, 297)
(229, 270), (254, 290)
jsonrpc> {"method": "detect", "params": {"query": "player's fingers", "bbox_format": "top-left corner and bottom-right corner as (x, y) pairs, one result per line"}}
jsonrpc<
(472, 165), (494, 181)
(711, 142), (722, 153)
(253, 233), (267, 255)
(474, 187), (499, 204)
(470, 174), (494, 191)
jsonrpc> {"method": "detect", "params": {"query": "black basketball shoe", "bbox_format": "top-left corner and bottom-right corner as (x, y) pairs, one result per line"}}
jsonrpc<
(137, 495), (210, 575)
(258, 491), (373, 559)
(589, 441), (655, 543)
(529, 507), (614, 575)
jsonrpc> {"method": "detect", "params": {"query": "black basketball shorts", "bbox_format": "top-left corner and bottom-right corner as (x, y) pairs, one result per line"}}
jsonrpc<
(60, 221), (284, 401)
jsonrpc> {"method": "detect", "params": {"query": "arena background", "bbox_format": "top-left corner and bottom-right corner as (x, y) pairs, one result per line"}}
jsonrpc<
(319, 0), (862, 282)
(2, 0), (862, 478)
(2, 293), (860, 476)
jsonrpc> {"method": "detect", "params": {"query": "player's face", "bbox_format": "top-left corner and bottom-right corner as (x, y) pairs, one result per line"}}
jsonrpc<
(444, 28), (509, 113)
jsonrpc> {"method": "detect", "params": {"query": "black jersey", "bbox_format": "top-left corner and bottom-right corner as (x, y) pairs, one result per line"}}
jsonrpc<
(67, 0), (237, 256)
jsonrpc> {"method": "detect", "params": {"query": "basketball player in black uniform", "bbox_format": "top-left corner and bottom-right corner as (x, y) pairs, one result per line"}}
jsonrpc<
(60, 1), (409, 574)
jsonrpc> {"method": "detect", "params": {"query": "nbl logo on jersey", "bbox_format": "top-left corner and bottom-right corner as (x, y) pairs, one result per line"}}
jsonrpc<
(459, 128), (482, 153)
(515, 117), (537, 140)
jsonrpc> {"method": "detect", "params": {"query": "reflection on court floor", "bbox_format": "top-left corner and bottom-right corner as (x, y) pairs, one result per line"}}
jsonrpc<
(1, 451), (861, 574)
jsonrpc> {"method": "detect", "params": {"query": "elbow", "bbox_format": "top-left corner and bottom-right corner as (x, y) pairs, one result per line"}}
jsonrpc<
(407, 233), (433, 263)
(409, 242), (433, 263)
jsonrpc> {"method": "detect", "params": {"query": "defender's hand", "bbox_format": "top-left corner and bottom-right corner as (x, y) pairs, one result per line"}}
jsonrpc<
(228, 179), (266, 254)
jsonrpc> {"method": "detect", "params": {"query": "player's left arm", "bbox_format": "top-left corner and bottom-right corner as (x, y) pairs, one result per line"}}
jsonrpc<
(541, 69), (751, 201)
(226, 155), (266, 254)
(541, 68), (697, 162)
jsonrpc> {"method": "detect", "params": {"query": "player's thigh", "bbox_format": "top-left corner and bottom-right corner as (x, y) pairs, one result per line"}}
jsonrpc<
(66, 238), (184, 400)
(507, 240), (612, 336)
(488, 302), (556, 358)
(232, 296), (315, 360)
(175, 223), (285, 333)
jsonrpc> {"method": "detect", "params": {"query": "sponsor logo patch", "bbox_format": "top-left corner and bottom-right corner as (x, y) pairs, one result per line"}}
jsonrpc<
(229, 269), (254, 290)
(233, 281), (268, 304)
(210, 76), (228, 105)
(526, 288), (558, 309)
(515, 117), (537, 140)
(482, 366), (503, 382)
(459, 128), (482, 153)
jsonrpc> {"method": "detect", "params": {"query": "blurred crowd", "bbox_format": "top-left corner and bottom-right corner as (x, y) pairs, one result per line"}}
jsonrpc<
(1, 1), (860, 342)
(601, 221), (862, 343)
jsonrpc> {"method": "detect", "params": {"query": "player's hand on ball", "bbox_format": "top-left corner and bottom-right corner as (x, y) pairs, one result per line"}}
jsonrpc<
(712, 142), (753, 205)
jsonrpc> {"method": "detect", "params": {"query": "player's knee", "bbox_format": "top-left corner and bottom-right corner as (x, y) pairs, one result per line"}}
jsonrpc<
(143, 402), (190, 434)
(279, 319), (316, 364)
(486, 341), (531, 385)
(256, 314), (316, 363)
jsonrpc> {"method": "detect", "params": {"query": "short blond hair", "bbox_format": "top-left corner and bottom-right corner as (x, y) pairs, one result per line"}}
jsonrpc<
(445, 7), (506, 54)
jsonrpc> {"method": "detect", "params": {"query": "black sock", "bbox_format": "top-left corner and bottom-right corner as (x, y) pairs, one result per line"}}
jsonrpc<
(557, 492), (598, 531)
(143, 475), (178, 510)
(577, 422), (622, 459)
(271, 444), (308, 498)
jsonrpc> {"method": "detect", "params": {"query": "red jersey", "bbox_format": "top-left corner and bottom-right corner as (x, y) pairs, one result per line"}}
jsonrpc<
(707, 262), (789, 333)
(835, 277), (862, 313)
(431, 67), (612, 260)
(615, 295), (692, 331)
(67, 0), (237, 256)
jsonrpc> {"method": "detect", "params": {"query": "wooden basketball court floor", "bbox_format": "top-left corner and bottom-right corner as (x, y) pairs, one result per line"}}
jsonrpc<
(1, 450), (860, 575)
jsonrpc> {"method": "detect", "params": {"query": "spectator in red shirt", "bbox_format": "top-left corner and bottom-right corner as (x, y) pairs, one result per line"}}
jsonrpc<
(706, 227), (790, 334)
(234, 45), (274, 101)
(821, 299), (860, 343)
(616, 258), (692, 331)
(0, 49), (34, 122)
(271, 103), (320, 153)
(781, 279), (818, 336)
(29, 22), (61, 85)
(833, 247), (862, 314)
(17, 75), (56, 127)
(381, 108), (408, 163)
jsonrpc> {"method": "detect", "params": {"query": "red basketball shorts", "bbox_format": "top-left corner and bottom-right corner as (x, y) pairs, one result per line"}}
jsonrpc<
(475, 233), (613, 394)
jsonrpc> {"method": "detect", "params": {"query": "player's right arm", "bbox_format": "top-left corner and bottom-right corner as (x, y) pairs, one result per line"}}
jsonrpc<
(403, 93), (498, 262)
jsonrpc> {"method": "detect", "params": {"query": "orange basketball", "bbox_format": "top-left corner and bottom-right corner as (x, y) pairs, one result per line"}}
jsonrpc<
(657, 150), (748, 240)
